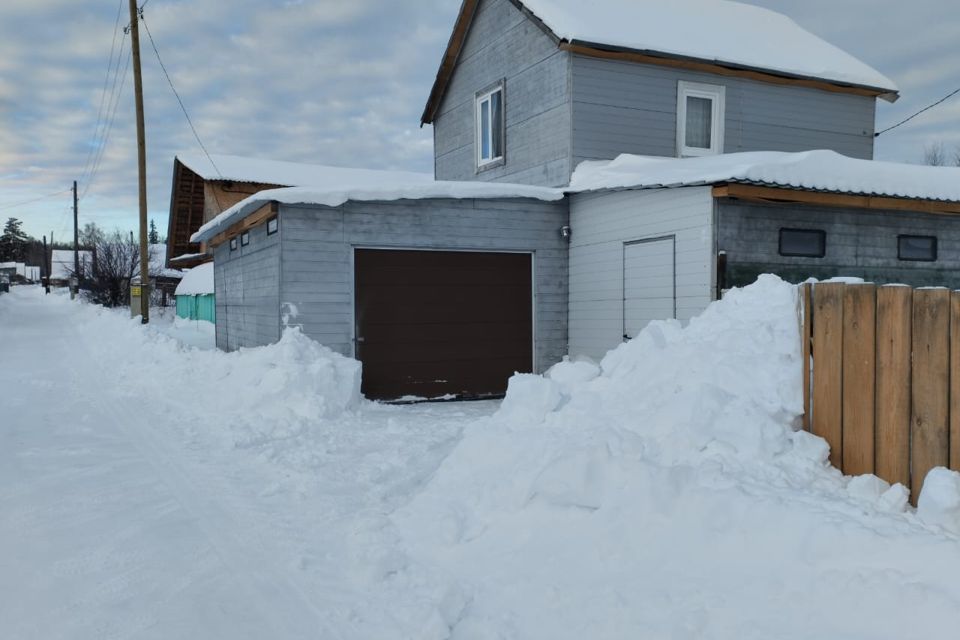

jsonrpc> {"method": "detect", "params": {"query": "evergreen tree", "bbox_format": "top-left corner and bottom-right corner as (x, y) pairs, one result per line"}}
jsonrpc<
(0, 217), (30, 262)
(148, 219), (160, 245)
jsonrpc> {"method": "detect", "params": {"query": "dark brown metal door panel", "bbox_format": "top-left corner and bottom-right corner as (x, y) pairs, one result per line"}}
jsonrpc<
(355, 249), (533, 400)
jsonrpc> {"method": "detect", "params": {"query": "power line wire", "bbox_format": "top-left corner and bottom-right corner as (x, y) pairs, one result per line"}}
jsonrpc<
(141, 11), (222, 178)
(79, 0), (126, 185)
(0, 189), (72, 212)
(875, 87), (960, 137)
(81, 45), (133, 201)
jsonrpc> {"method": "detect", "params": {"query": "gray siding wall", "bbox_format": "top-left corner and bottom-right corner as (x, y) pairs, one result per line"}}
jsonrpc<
(718, 199), (960, 288)
(214, 221), (281, 351)
(279, 197), (569, 372)
(571, 55), (877, 166)
(569, 187), (715, 361)
(433, 0), (572, 187)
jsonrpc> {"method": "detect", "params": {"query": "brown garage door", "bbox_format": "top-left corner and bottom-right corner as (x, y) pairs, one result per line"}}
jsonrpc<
(355, 249), (533, 400)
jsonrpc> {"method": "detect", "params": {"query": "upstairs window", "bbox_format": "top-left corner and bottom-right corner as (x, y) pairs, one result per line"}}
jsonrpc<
(899, 235), (937, 262)
(240, 232), (250, 247)
(779, 228), (826, 258)
(677, 81), (725, 157)
(476, 83), (504, 168)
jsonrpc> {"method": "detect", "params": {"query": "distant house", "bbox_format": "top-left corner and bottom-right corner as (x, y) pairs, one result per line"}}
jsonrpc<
(174, 262), (215, 323)
(50, 250), (93, 287)
(186, 0), (960, 399)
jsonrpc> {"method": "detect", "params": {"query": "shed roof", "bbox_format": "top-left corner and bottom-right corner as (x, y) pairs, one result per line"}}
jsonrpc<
(422, 0), (898, 124)
(191, 180), (563, 244)
(175, 262), (214, 296)
(568, 150), (960, 204)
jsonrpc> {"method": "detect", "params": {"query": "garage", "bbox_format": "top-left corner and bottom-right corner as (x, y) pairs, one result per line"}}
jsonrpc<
(354, 248), (533, 400)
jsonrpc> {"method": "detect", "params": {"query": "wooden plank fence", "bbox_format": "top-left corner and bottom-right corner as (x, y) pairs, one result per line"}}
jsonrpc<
(801, 282), (960, 504)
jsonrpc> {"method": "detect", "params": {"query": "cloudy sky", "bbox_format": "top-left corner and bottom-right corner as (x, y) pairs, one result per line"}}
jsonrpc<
(1, 0), (958, 241)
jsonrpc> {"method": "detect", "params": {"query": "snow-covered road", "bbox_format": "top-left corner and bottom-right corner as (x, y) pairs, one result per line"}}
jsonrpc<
(0, 287), (495, 639)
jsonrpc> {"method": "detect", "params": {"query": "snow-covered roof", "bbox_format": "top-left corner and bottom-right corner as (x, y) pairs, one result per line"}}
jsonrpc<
(175, 262), (214, 296)
(177, 153), (434, 187)
(518, 0), (897, 95)
(50, 250), (93, 279)
(148, 244), (183, 278)
(568, 151), (960, 203)
(192, 181), (563, 243)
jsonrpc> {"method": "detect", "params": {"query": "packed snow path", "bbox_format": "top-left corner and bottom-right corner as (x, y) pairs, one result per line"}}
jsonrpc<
(0, 288), (495, 638)
(5, 283), (960, 639)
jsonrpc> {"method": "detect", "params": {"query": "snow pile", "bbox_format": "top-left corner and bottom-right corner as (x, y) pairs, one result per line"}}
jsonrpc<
(175, 262), (214, 295)
(392, 275), (960, 637)
(569, 150), (960, 203)
(68, 303), (363, 441)
(519, 0), (897, 93)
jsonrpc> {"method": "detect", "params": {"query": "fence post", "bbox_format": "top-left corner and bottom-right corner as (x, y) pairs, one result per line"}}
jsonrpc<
(801, 283), (812, 432)
(875, 285), (912, 490)
(951, 291), (960, 473)
(842, 284), (877, 476)
(911, 288), (950, 503)
(812, 282), (845, 468)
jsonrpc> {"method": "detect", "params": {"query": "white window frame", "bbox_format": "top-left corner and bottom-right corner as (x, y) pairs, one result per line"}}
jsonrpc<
(476, 83), (505, 169)
(676, 81), (725, 157)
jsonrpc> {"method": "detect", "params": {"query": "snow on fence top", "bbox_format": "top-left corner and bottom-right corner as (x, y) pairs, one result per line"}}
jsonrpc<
(177, 152), (434, 188)
(568, 150), (960, 203)
(175, 262), (214, 296)
(191, 181), (564, 243)
(519, 0), (898, 95)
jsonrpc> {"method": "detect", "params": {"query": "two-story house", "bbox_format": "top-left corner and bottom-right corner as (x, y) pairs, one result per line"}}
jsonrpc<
(189, 0), (960, 400)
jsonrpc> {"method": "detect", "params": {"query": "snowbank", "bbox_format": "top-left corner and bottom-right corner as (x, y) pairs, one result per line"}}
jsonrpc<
(66, 300), (363, 440)
(392, 275), (960, 637)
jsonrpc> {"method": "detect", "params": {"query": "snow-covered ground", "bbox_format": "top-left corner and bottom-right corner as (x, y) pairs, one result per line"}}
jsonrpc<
(3, 282), (960, 638)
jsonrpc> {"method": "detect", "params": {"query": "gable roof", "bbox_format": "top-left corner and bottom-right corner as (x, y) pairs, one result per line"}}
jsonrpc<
(50, 250), (93, 280)
(176, 153), (432, 187)
(422, 0), (898, 124)
(568, 150), (960, 204)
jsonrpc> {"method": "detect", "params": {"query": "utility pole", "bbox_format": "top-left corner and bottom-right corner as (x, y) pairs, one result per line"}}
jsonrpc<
(42, 235), (49, 294)
(128, 0), (149, 323)
(72, 180), (79, 298)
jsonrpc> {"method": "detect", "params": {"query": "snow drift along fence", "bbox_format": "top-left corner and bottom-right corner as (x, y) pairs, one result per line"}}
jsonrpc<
(801, 282), (960, 504)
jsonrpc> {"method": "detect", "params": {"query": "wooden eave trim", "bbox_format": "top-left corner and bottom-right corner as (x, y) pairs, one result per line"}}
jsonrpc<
(206, 201), (279, 249)
(421, 0), (481, 126)
(713, 183), (960, 215)
(561, 43), (893, 101)
(165, 158), (184, 266)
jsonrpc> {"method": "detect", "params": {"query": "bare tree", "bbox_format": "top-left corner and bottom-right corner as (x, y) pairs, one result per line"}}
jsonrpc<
(924, 141), (947, 166)
(80, 230), (140, 307)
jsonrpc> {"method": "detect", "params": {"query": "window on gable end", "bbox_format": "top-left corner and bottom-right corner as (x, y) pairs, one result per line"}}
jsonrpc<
(476, 83), (505, 169)
(677, 81), (725, 157)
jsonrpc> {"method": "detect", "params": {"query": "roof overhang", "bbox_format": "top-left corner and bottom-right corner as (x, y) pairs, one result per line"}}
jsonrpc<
(420, 0), (898, 125)
(713, 183), (960, 215)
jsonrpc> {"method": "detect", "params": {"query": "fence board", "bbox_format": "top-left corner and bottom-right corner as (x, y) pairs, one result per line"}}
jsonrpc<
(812, 283), (844, 468)
(911, 288), (950, 503)
(801, 283), (812, 432)
(875, 286), (912, 489)
(951, 291), (960, 472)
(842, 284), (876, 476)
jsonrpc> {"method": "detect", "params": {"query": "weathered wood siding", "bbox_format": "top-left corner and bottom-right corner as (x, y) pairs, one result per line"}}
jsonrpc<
(213, 220), (281, 351)
(433, 0), (572, 187)
(569, 187), (715, 360)
(279, 197), (569, 372)
(718, 199), (960, 288)
(571, 55), (877, 166)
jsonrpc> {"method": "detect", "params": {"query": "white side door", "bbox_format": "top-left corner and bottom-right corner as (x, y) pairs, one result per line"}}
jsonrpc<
(623, 236), (676, 340)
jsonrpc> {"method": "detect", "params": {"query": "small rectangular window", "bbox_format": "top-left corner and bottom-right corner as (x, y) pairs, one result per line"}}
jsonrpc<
(779, 228), (826, 258)
(677, 81), (725, 157)
(230, 237), (238, 251)
(476, 85), (504, 167)
(267, 216), (279, 235)
(240, 232), (250, 247)
(899, 235), (937, 262)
